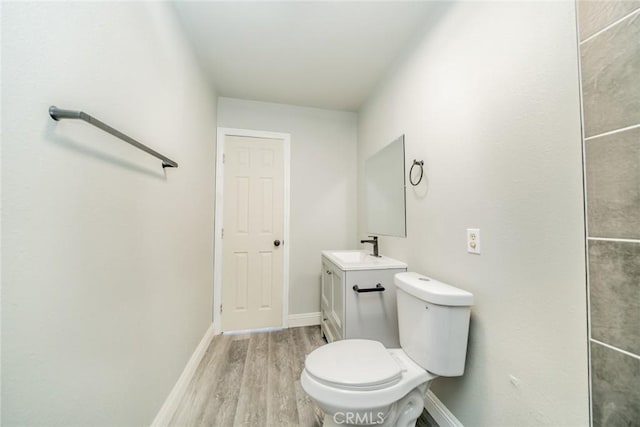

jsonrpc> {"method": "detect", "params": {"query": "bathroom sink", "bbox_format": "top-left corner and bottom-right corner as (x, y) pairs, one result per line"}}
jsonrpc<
(330, 251), (372, 263)
(322, 250), (407, 271)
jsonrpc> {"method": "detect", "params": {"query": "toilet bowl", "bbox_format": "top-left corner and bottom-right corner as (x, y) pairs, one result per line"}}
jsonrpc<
(301, 272), (474, 427)
(301, 340), (437, 426)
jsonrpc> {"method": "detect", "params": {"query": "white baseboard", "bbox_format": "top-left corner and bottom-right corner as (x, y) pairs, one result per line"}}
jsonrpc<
(288, 312), (321, 328)
(424, 390), (464, 427)
(151, 323), (215, 427)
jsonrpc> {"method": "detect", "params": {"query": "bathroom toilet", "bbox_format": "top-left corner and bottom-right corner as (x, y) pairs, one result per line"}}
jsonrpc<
(301, 272), (474, 427)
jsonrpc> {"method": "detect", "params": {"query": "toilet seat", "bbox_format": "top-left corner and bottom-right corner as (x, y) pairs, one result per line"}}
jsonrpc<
(304, 340), (402, 390)
(301, 340), (437, 411)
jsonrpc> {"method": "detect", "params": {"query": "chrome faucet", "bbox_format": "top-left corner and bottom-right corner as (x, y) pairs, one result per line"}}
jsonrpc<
(360, 235), (380, 257)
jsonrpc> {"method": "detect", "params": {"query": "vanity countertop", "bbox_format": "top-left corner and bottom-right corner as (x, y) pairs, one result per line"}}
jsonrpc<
(321, 250), (407, 271)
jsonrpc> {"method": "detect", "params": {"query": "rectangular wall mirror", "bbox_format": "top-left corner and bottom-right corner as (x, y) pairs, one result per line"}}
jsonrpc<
(365, 135), (407, 237)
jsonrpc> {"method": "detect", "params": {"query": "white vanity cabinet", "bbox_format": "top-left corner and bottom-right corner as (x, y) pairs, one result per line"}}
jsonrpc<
(320, 251), (407, 348)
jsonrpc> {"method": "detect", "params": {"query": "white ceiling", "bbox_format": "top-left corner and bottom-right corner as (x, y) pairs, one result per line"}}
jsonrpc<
(172, 2), (435, 111)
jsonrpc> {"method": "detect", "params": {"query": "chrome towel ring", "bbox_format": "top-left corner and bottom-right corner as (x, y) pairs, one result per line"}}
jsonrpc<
(409, 159), (424, 186)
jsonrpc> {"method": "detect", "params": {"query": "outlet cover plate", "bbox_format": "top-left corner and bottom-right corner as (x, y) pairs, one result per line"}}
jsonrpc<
(467, 228), (480, 254)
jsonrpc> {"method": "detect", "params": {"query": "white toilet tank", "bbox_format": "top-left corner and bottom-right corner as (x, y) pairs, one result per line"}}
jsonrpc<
(394, 272), (474, 377)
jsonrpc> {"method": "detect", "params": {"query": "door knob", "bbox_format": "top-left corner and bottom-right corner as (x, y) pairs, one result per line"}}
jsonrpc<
(274, 240), (281, 247)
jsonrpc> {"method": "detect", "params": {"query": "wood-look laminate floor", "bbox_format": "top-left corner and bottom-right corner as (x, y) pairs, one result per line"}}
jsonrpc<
(169, 326), (438, 427)
(170, 326), (325, 427)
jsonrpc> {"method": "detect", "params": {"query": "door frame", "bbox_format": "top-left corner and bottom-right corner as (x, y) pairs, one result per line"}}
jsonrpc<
(213, 127), (291, 335)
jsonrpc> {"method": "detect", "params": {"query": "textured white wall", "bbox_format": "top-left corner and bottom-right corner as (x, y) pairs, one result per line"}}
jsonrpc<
(357, 2), (589, 425)
(2, 3), (217, 425)
(217, 97), (358, 315)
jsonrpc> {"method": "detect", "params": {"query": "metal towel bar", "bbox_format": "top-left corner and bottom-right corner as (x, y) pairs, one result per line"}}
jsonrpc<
(49, 106), (178, 168)
(353, 284), (386, 293)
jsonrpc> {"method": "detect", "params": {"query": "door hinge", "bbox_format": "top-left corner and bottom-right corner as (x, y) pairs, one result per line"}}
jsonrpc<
(220, 304), (223, 314)
(222, 153), (225, 164)
(221, 228), (224, 239)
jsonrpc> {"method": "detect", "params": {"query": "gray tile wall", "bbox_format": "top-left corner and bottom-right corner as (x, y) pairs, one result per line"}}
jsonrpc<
(585, 127), (640, 238)
(588, 241), (640, 356)
(591, 342), (640, 426)
(580, 12), (640, 137)
(578, 1), (640, 426)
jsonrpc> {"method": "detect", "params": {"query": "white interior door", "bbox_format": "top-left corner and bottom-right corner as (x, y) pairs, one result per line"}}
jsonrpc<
(221, 135), (284, 331)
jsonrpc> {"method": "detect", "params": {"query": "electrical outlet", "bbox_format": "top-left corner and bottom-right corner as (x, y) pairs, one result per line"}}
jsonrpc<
(467, 228), (480, 254)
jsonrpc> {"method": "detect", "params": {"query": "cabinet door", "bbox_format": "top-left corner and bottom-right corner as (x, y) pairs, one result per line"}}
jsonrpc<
(344, 269), (405, 347)
(331, 267), (344, 331)
(321, 261), (332, 311)
(321, 260), (342, 342)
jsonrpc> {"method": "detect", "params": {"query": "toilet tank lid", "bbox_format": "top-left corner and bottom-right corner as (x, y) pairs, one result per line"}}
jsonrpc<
(394, 272), (474, 306)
